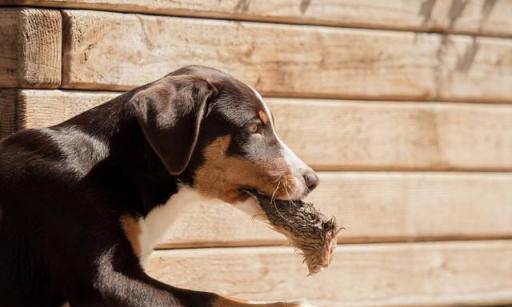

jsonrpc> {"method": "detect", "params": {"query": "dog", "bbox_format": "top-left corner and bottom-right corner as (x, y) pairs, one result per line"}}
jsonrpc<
(0, 65), (319, 307)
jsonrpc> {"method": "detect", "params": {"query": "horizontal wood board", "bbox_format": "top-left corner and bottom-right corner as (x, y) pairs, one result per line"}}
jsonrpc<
(0, 89), (17, 138)
(146, 241), (512, 306)
(2, 1), (512, 37)
(0, 8), (61, 88)
(3, 90), (512, 171)
(59, 10), (512, 102)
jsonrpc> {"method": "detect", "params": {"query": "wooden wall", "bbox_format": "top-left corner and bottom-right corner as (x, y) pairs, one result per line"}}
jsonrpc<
(1, 1), (512, 306)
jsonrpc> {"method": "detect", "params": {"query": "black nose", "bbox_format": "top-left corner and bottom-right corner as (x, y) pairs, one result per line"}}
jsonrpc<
(303, 169), (319, 191)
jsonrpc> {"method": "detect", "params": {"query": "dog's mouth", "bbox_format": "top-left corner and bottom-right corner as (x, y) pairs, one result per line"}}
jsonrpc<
(240, 187), (306, 202)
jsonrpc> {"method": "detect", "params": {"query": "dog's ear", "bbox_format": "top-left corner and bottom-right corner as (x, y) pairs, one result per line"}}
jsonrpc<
(130, 75), (218, 175)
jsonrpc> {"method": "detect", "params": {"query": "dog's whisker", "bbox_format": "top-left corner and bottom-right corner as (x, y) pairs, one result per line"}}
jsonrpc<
(270, 176), (283, 204)
(271, 182), (297, 227)
(284, 182), (298, 207)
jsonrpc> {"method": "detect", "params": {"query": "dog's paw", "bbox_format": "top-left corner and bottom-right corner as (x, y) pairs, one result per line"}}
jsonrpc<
(245, 299), (319, 307)
(266, 300), (319, 307)
(288, 300), (319, 307)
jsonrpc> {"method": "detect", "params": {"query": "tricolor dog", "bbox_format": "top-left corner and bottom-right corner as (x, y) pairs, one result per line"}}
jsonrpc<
(0, 66), (319, 307)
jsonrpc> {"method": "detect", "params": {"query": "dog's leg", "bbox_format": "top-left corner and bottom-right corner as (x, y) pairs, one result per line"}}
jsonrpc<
(160, 286), (318, 307)
(69, 283), (316, 307)
(63, 245), (212, 307)
(61, 244), (315, 307)
(69, 269), (314, 307)
(206, 295), (317, 307)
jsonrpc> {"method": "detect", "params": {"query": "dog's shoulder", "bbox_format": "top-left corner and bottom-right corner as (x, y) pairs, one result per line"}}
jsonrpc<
(1, 127), (108, 179)
(0, 129), (60, 175)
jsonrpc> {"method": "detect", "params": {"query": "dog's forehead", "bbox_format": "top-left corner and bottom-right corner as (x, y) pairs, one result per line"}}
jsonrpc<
(215, 79), (269, 123)
(171, 65), (270, 123)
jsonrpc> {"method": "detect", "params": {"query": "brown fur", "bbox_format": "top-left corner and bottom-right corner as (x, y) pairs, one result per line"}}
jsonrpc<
(120, 215), (142, 257)
(194, 136), (296, 203)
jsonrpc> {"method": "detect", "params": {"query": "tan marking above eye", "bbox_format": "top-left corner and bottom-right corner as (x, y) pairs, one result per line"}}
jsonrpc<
(258, 110), (269, 125)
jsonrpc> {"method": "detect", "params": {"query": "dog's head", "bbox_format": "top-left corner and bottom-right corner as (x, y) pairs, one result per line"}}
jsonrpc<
(130, 65), (318, 204)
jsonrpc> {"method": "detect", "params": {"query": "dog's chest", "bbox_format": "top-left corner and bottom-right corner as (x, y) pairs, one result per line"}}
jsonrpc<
(121, 186), (265, 264)
(121, 186), (206, 263)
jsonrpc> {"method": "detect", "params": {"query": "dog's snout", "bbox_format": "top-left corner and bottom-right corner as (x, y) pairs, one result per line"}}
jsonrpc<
(278, 141), (318, 197)
(302, 169), (319, 191)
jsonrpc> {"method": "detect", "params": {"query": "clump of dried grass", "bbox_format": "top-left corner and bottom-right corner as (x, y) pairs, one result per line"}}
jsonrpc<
(248, 191), (343, 275)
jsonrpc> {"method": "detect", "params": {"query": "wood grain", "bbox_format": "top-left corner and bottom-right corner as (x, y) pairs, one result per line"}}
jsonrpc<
(4, 90), (512, 171)
(432, 0), (512, 37)
(3, 1), (512, 37)
(0, 10), (19, 87)
(270, 99), (512, 171)
(59, 10), (512, 102)
(146, 241), (512, 306)
(61, 10), (440, 99)
(13, 90), (117, 129)
(438, 35), (512, 102)
(0, 90), (18, 138)
(0, 8), (61, 88)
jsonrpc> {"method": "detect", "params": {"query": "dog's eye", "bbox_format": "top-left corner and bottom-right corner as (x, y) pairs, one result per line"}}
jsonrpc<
(245, 122), (262, 134)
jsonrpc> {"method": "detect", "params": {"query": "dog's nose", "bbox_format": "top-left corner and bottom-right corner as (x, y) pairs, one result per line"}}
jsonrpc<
(303, 169), (319, 191)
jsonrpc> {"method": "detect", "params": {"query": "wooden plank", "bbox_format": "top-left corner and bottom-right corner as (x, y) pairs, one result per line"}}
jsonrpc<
(438, 35), (512, 102)
(432, 0), (512, 37)
(0, 90), (18, 138)
(146, 241), (512, 306)
(59, 10), (512, 102)
(270, 99), (512, 171)
(61, 10), (440, 99)
(0, 10), (19, 87)
(6, 90), (512, 171)
(14, 90), (117, 129)
(3, 1), (512, 37)
(0, 8), (61, 88)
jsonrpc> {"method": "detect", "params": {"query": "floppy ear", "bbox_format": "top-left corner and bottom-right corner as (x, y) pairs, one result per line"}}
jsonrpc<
(130, 75), (218, 175)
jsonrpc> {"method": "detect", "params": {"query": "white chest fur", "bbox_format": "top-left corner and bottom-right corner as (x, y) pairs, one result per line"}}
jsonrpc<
(137, 186), (204, 262)
(136, 186), (265, 264)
